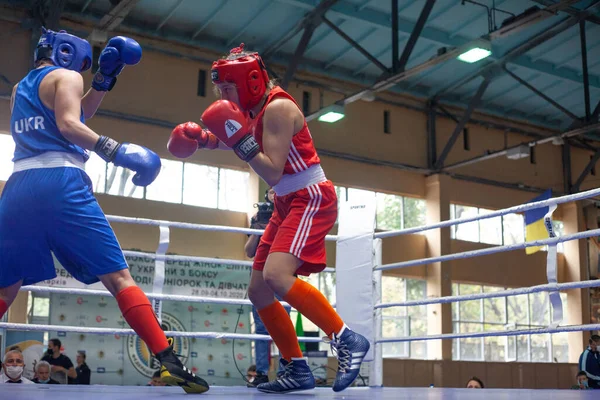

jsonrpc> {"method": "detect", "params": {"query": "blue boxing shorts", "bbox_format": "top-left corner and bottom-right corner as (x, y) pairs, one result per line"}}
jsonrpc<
(0, 165), (128, 288)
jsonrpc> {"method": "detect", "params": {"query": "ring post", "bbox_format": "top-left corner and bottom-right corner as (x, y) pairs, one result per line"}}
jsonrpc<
(371, 238), (383, 387)
(335, 199), (377, 363)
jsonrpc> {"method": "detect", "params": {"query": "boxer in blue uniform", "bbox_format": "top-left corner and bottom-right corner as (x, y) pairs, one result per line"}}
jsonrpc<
(0, 28), (209, 393)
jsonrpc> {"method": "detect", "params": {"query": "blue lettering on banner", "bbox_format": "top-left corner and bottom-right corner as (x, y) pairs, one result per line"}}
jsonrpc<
(57, 331), (66, 337)
(208, 369), (215, 376)
(97, 367), (106, 373)
(191, 352), (198, 358)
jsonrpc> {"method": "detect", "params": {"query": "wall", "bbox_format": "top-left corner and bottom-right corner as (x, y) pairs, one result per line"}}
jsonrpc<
(381, 359), (579, 389)
(322, 357), (579, 389)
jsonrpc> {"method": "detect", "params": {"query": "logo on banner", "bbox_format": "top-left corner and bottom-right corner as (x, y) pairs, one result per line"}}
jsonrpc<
(127, 313), (190, 378)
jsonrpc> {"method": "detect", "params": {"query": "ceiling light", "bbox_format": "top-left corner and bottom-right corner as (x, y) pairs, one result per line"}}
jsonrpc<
(317, 104), (345, 123)
(457, 47), (492, 63)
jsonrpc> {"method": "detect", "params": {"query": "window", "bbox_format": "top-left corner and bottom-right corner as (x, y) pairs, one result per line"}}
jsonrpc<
(452, 283), (568, 363)
(197, 69), (207, 97)
(183, 163), (219, 208)
(450, 204), (479, 242)
(381, 277), (427, 359)
(218, 168), (249, 212)
(84, 154), (248, 212)
(0, 133), (15, 181)
(478, 208), (502, 245)
(463, 128), (470, 151)
(85, 152), (107, 193)
(302, 91), (311, 115)
(383, 110), (391, 134)
(376, 192), (402, 231)
(145, 159), (184, 204)
(336, 184), (426, 232)
(503, 213), (525, 245)
(450, 204), (562, 249)
(105, 165), (144, 199)
(403, 197), (426, 229)
(0, 133), (248, 212)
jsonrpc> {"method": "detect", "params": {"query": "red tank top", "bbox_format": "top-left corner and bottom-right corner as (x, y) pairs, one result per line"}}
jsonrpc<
(250, 87), (320, 176)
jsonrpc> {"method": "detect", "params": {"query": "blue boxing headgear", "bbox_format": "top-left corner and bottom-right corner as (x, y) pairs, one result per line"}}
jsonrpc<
(34, 27), (92, 72)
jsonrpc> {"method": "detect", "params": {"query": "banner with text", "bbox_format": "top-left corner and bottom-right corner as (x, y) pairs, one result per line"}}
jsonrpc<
(39, 253), (254, 387)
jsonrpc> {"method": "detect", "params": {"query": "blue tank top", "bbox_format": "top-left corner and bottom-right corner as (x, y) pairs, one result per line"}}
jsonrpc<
(11, 66), (89, 162)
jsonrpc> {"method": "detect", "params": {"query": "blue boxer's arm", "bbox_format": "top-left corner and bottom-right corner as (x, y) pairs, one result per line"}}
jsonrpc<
(55, 69), (102, 150)
(53, 70), (159, 186)
(92, 36), (142, 92)
(81, 88), (106, 119)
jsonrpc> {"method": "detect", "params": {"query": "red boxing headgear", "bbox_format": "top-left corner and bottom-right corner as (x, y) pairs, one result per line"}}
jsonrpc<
(211, 43), (270, 111)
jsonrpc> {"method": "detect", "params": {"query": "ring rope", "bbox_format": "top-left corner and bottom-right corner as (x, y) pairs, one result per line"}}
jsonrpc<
(375, 279), (600, 309)
(20, 285), (288, 307)
(374, 186), (600, 239)
(377, 323), (600, 344)
(107, 215), (338, 241)
(0, 322), (322, 342)
(375, 226), (600, 271)
(121, 250), (336, 273)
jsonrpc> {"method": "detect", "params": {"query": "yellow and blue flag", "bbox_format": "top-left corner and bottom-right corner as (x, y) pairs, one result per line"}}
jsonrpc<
(525, 189), (552, 255)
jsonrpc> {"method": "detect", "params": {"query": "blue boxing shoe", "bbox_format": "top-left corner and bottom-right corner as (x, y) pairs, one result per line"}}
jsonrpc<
(328, 325), (370, 392)
(257, 357), (315, 394)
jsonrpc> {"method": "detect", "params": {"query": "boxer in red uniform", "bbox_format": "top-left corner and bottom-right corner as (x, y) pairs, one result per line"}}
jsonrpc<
(168, 44), (369, 394)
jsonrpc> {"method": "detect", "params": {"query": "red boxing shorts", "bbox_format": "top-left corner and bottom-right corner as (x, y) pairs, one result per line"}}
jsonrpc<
(253, 180), (337, 276)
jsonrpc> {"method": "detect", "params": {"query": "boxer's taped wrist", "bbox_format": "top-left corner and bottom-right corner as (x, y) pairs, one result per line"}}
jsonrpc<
(92, 72), (117, 92)
(234, 134), (260, 162)
(94, 136), (121, 162)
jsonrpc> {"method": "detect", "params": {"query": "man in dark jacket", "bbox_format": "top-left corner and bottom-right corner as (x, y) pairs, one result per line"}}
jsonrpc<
(579, 334), (600, 388)
(74, 351), (91, 385)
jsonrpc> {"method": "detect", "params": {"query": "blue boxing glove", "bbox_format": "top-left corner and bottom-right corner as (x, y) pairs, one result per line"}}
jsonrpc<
(92, 36), (142, 92)
(94, 136), (161, 186)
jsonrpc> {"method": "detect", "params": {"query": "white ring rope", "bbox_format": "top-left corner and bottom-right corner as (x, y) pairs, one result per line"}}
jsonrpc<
(377, 323), (600, 344)
(0, 323), (323, 342)
(21, 285), (287, 307)
(376, 280), (600, 309)
(376, 227), (600, 271)
(107, 215), (338, 241)
(122, 250), (336, 273)
(374, 186), (600, 239)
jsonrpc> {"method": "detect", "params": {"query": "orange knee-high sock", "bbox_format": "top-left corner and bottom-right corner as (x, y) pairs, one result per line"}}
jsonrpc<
(284, 278), (344, 337)
(115, 286), (169, 355)
(257, 301), (303, 361)
(0, 299), (8, 319)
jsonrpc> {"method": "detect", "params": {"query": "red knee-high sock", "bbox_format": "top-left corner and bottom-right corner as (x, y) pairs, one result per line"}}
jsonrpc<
(257, 301), (304, 361)
(115, 286), (169, 355)
(284, 278), (344, 337)
(0, 299), (8, 320)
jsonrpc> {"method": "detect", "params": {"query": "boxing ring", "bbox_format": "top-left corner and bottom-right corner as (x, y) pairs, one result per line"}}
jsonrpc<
(3, 187), (600, 399)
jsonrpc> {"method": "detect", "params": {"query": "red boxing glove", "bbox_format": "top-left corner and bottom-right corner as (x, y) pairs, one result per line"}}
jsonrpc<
(167, 122), (219, 158)
(201, 100), (260, 162)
